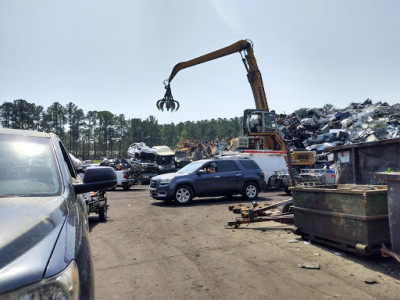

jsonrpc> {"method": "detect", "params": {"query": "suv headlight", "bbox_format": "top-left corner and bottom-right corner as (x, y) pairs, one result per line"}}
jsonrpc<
(160, 178), (173, 185)
(2, 260), (80, 300)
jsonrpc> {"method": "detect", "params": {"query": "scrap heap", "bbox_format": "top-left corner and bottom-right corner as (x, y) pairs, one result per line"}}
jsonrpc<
(173, 100), (400, 166)
(174, 139), (230, 161)
(276, 99), (400, 165)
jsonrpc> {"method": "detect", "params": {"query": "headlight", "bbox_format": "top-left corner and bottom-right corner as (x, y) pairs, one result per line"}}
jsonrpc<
(2, 260), (80, 300)
(160, 178), (173, 185)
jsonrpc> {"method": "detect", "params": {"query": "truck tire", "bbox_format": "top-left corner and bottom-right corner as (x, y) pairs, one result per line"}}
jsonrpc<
(174, 185), (193, 205)
(98, 201), (107, 222)
(242, 182), (259, 200)
(123, 184), (132, 190)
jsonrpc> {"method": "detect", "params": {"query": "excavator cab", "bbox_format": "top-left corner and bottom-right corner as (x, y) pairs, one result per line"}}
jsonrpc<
(239, 109), (285, 151)
(243, 109), (277, 135)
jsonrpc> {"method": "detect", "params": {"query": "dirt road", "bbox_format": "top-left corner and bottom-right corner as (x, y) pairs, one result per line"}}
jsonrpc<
(89, 187), (400, 300)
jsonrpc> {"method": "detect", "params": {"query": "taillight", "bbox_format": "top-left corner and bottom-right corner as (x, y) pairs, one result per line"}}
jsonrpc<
(123, 173), (128, 179)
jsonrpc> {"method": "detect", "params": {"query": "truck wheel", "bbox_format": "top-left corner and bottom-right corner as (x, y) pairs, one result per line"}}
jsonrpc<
(123, 184), (132, 190)
(242, 182), (259, 200)
(174, 185), (193, 205)
(98, 201), (107, 222)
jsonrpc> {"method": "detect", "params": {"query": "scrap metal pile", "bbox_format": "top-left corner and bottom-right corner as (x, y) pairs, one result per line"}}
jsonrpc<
(275, 99), (400, 164)
(174, 139), (230, 161)
(173, 100), (400, 165)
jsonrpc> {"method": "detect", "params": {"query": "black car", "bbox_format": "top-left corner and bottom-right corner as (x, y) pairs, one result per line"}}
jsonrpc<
(0, 128), (116, 299)
(149, 156), (266, 204)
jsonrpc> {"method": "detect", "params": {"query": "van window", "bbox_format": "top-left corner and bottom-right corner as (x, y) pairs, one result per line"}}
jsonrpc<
(218, 160), (240, 172)
(239, 159), (260, 170)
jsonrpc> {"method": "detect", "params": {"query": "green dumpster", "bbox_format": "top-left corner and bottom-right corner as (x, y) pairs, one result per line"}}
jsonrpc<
(291, 184), (390, 255)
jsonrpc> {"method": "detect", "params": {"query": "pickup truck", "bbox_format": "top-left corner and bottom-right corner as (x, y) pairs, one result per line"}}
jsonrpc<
(114, 169), (137, 190)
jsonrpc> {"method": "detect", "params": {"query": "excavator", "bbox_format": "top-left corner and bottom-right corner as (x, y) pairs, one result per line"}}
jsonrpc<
(156, 39), (314, 166)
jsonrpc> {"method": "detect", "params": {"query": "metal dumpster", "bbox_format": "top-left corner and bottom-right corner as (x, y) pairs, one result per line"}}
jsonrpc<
(292, 184), (390, 255)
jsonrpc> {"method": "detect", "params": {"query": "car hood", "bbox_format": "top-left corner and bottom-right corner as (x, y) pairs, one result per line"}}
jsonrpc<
(0, 196), (67, 293)
(152, 172), (188, 181)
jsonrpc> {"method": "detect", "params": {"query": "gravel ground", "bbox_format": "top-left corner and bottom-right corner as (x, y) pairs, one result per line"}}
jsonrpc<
(89, 186), (400, 300)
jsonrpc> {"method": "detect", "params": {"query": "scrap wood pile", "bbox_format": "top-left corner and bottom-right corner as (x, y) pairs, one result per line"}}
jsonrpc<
(174, 138), (230, 160)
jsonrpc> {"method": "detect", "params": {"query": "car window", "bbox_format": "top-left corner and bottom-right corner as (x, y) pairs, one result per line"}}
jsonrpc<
(218, 160), (240, 172)
(239, 159), (260, 170)
(0, 134), (62, 196)
(58, 140), (78, 180)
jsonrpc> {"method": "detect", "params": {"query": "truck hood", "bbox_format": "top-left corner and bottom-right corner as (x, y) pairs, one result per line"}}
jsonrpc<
(0, 197), (67, 293)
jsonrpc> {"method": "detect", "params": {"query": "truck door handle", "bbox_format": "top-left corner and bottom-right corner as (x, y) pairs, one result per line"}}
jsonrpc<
(215, 176), (221, 178)
(236, 174), (242, 176)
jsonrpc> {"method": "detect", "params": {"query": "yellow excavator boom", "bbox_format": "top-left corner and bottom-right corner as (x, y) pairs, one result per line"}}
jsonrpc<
(157, 39), (268, 112)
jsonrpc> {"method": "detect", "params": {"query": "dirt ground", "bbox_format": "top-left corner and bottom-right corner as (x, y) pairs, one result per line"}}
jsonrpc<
(89, 186), (400, 300)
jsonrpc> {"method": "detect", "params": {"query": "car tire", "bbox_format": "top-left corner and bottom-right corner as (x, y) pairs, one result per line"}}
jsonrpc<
(123, 184), (132, 190)
(174, 185), (193, 205)
(242, 182), (259, 200)
(98, 201), (107, 222)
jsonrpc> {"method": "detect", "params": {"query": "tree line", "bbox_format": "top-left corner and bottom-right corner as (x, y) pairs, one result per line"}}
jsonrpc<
(0, 99), (242, 159)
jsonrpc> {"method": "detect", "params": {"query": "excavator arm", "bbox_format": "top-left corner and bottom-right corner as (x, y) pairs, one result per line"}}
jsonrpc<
(156, 39), (269, 111)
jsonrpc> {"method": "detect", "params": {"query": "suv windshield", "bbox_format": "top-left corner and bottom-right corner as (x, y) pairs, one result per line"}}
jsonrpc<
(0, 135), (62, 197)
(177, 161), (204, 174)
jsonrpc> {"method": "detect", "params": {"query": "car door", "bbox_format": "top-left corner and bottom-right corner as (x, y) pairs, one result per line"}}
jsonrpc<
(195, 162), (225, 196)
(217, 160), (243, 193)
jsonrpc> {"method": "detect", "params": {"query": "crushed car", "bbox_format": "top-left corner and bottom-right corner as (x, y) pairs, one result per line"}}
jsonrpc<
(152, 145), (177, 174)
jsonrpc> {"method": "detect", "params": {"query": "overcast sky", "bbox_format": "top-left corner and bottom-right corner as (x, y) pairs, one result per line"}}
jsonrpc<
(1, 0), (399, 124)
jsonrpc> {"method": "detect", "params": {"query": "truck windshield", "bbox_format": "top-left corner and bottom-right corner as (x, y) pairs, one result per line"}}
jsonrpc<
(0, 135), (62, 197)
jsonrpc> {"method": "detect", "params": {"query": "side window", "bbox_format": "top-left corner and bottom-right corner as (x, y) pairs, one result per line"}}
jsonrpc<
(219, 160), (240, 172)
(59, 141), (78, 180)
(204, 162), (218, 173)
(239, 159), (260, 170)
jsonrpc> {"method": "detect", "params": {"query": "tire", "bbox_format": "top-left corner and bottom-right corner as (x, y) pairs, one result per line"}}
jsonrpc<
(174, 185), (193, 205)
(98, 201), (107, 222)
(122, 184), (132, 190)
(281, 203), (292, 213)
(242, 182), (259, 200)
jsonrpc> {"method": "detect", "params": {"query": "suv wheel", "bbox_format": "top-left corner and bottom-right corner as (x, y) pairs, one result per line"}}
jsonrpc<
(242, 182), (259, 200)
(174, 185), (193, 205)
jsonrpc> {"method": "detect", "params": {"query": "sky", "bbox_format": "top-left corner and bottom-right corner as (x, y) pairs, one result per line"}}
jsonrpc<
(0, 0), (399, 125)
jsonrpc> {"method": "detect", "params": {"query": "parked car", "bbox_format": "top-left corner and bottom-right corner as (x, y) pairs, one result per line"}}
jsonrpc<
(0, 128), (116, 299)
(174, 150), (192, 168)
(149, 156), (266, 205)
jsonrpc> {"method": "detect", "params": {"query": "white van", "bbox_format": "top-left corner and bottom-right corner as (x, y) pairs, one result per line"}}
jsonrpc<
(220, 150), (288, 188)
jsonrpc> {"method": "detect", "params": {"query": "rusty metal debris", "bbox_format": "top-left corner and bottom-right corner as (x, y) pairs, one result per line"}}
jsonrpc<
(156, 82), (180, 112)
(174, 139), (230, 161)
(227, 199), (294, 228)
(272, 99), (400, 167)
(381, 244), (400, 264)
